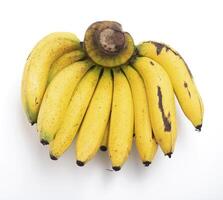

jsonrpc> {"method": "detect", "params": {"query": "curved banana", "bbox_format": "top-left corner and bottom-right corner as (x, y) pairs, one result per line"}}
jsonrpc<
(137, 41), (203, 130)
(122, 65), (157, 166)
(48, 50), (85, 83)
(49, 66), (101, 160)
(100, 119), (110, 151)
(133, 57), (176, 157)
(22, 32), (80, 124)
(109, 69), (134, 171)
(76, 69), (113, 166)
(37, 60), (93, 145)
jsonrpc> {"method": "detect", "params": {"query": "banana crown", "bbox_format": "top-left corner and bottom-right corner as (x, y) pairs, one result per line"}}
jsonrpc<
(84, 21), (135, 67)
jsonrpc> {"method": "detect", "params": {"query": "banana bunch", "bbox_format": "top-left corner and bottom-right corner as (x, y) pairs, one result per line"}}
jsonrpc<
(21, 21), (203, 171)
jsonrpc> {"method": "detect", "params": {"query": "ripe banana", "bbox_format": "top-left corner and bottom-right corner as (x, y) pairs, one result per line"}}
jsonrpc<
(37, 60), (93, 145)
(133, 57), (176, 157)
(76, 69), (113, 166)
(122, 65), (157, 166)
(22, 32), (80, 124)
(100, 120), (110, 151)
(49, 66), (101, 160)
(48, 50), (85, 83)
(137, 41), (203, 130)
(21, 21), (204, 169)
(109, 69), (134, 171)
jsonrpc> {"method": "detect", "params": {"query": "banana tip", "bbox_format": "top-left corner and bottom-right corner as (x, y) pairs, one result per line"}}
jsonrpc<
(76, 160), (85, 167)
(195, 124), (202, 132)
(50, 154), (58, 160)
(143, 161), (151, 167)
(30, 121), (36, 126)
(100, 146), (107, 151)
(40, 139), (49, 145)
(165, 152), (172, 158)
(112, 166), (121, 171)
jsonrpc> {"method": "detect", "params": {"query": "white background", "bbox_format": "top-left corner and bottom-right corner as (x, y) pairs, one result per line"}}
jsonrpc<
(0, 0), (222, 199)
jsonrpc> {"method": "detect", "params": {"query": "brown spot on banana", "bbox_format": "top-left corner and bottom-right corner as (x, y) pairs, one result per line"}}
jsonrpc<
(150, 61), (154, 65)
(149, 41), (193, 78)
(150, 41), (165, 55)
(35, 97), (39, 105)
(184, 81), (191, 98)
(157, 86), (171, 132)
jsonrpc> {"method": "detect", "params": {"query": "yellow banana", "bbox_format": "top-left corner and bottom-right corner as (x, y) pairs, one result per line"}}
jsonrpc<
(37, 60), (93, 145)
(137, 41), (203, 130)
(122, 65), (157, 166)
(76, 69), (113, 166)
(48, 50), (85, 83)
(100, 119), (110, 152)
(133, 57), (176, 157)
(49, 66), (101, 160)
(109, 69), (134, 171)
(22, 32), (80, 124)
